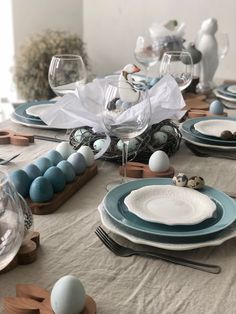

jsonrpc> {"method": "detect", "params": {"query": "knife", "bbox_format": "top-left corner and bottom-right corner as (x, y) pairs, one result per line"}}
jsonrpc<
(34, 135), (68, 143)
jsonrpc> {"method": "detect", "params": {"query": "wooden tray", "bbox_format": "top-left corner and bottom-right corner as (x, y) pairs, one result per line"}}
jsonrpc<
(27, 163), (97, 215)
(119, 162), (175, 178)
(0, 231), (40, 274)
(4, 284), (96, 314)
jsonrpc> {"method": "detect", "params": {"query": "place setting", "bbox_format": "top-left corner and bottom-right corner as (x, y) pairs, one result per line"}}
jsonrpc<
(213, 82), (236, 108)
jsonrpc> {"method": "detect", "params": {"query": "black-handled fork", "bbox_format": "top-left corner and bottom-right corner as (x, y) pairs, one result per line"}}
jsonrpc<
(95, 226), (221, 274)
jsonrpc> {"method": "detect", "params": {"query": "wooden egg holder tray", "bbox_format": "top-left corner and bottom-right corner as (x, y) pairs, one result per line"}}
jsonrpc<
(4, 284), (96, 314)
(183, 93), (227, 118)
(26, 163), (98, 215)
(119, 162), (175, 178)
(0, 231), (40, 274)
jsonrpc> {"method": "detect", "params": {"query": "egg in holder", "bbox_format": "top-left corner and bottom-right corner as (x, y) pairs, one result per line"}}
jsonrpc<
(10, 146), (97, 215)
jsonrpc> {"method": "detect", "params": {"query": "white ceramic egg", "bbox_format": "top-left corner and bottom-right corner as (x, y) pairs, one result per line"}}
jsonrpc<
(148, 150), (170, 172)
(56, 142), (76, 160)
(209, 100), (224, 115)
(50, 275), (86, 314)
(67, 153), (87, 175)
(77, 145), (95, 167)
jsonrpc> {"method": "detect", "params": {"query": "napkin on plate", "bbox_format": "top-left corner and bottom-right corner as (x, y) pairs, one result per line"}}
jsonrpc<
(39, 74), (186, 132)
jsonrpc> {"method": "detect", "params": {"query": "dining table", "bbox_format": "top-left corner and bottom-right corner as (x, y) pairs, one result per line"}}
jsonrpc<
(1, 109), (236, 314)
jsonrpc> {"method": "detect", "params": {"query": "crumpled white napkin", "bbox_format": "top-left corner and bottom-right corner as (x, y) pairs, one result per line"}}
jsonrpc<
(39, 74), (186, 132)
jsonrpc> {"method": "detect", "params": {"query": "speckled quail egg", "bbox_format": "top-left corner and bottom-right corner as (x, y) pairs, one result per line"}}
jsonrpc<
(172, 173), (188, 187)
(152, 131), (168, 146)
(116, 138), (139, 152)
(148, 150), (170, 172)
(187, 176), (205, 190)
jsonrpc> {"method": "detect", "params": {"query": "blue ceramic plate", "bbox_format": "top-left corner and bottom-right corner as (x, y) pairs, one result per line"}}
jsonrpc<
(181, 117), (236, 146)
(217, 84), (236, 98)
(103, 178), (236, 242)
(13, 100), (56, 124)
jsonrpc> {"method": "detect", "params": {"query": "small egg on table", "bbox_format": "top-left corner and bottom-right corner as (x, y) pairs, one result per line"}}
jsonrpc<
(74, 128), (91, 142)
(209, 100), (224, 115)
(159, 125), (176, 135)
(67, 152), (87, 175)
(116, 138), (139, 152)
(34, 157), (53, 174)
(51, 275), (86, 314)
(77, 145), (95, 167)
(57, 160), (76, 183)
(46, 150), (64, 166)
(148, 150), (170, 172)
(152, 131), (168, 146)
(29, 176), (54, 203)
(10, 169), (31, 197)
(187, 176), (205, 190)
(44, 166), (66, 192)
(172, 173), (188, 187)
(93, 139), (106, 152)
(56, 142), (76, 160)
(24, 164), (42, 183)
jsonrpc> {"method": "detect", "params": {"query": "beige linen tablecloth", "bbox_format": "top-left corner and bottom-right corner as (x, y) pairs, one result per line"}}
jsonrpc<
(1, 119), (236, 314)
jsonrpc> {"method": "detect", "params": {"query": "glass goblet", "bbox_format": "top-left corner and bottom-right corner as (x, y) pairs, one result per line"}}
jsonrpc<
(160, 51), (193, 91)
(0, 171), (25, 271)
(48, 54), (87, 97)
(102, 77), (151, 190)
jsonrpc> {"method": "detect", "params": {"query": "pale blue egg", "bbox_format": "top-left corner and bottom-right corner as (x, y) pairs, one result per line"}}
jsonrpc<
(10, 169), (31, 197)
(93, 139), (106, 151)
(44, 166), (66, 193)
(57, 160), (76, 183)
(29, 176), (54, 203)
(117, 139), (139, 152)
(46, 150), (64, 166)
(152, 131), (168, 146)
(74, 128), (91, 142)
(159, 125), (176, 135)
(34, 157), (53, 174)
(209, 100), (224, 115)
(67, 153), (87, 175)
(24, 164), (42, 183)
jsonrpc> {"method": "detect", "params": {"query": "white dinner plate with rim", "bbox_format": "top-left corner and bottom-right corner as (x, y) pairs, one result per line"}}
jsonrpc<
(124, 185), (216, 225)
(213, 89), (236, 103)
(194, 119), (236, 138)
(26, 103), (54, 117)
(98, 203), (236, 251)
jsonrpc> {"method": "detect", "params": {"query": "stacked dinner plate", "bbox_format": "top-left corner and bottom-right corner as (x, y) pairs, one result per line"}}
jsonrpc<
(214, 83), (236, 109)
(98, 178), (236, 251)
(180, 116), (236, 152)
(11, 100), (56, 129)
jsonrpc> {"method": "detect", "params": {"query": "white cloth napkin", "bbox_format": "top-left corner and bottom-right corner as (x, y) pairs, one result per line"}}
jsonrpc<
(39, 74), (186, 132)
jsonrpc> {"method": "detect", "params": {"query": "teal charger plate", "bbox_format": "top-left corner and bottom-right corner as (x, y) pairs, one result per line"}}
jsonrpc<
(103, 178), (236, 243)
(181, 117), (236, 146)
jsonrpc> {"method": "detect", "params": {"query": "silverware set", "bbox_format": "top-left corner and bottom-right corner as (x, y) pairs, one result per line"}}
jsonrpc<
(95, 226), (221, 274)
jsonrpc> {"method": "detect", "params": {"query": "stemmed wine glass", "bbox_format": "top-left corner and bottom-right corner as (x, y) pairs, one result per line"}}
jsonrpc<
(48, 54), (87, 97)
(159, 51), (193, 91)
(102, 77), (151, 190)
(134, 34), (160, 75)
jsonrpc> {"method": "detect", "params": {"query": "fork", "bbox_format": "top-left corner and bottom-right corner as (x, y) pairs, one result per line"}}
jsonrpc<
(0, 153), (21, 165)
(95, 226), (221, 274)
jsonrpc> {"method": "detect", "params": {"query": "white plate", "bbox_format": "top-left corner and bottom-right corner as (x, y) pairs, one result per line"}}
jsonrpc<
(213, 89), (236, 102)
(98, 203), (236, 251)
(26, 103), (54, 117)
(124, 185), (216, 225)
(227, 85), (236, 94)
(194, 119), (236, 138)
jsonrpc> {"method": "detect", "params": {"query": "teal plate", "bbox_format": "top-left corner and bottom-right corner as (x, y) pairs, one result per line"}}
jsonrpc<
(181, 117), (236, 146)
(13, 100), (56, 125)
(217, 84), (236, 98)
(103, 178), (236, 242)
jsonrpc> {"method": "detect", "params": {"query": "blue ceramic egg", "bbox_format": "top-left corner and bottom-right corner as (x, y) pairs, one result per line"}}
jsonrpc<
(34, 157), (53, 174)
(57, 160), (76, 183)
(209, 100), (224, 115)
(67, 153), (86, 175)
(29, 176), (54, 203)
(46, 150), (64, 166)
(24, 164), (42, 183)
(44, 166), (66, 192)
(10, 169), (31, 197)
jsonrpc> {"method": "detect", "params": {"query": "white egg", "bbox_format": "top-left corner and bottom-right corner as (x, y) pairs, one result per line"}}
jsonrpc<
(51, 275), (86, 314)
(149, 150), (170, 172)
(56, 142), (76, 159)
(77, 145), (95, 167)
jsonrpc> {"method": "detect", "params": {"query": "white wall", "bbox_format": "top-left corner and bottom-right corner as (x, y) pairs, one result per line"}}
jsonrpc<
(83, 0), (236, 80)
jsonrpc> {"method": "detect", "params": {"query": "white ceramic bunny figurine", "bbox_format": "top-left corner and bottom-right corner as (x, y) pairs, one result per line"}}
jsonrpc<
(196, 18), (219, 94)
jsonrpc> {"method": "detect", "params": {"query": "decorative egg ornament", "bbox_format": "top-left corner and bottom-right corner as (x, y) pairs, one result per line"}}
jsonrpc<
(172, 173), (188, 187)
(187, 176), (205, 190)
(148, 150), (170, 172)
(209, 100), (224, 115)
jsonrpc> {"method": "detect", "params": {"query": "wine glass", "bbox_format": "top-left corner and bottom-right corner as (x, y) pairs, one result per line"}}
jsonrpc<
(48, 54), (87, 97)
(0, 171), (25, 271)
(159, 51), (193, 91)
(134, 34), (160, 75)
(102, 77), (151, 190)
